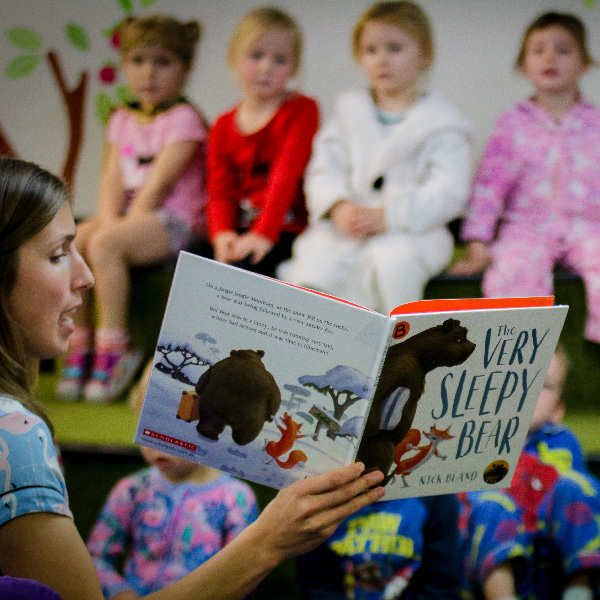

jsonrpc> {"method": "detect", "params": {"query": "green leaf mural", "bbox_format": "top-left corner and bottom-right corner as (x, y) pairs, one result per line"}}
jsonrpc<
(95, 92), (115, 125)
(2, 0), (163, 186)
(104, 21), (122, 38)
(5, 54), (40, 78)
(66, 22), (91, 51)
(118, 0), (134, 13)
(6, 27), (43, 51)
(95, 85), (136, 125)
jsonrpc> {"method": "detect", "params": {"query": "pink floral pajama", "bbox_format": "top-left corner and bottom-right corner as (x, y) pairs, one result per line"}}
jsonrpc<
(461, 97), (600, 342)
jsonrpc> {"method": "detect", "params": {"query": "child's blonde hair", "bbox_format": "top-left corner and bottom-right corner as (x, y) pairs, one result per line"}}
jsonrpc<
(515, 11), (595, 70)
(227, 6), (303, 76)
(352, 1), (434, 64)
(119, 14), (202, 68)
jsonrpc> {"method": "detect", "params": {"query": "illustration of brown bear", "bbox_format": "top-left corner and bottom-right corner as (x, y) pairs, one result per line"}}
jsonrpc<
(357, 319), (476, 480)
(195, 349), (281, 446)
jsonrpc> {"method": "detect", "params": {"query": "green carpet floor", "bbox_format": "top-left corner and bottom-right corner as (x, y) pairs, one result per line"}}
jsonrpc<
(38, 372), (138, 448)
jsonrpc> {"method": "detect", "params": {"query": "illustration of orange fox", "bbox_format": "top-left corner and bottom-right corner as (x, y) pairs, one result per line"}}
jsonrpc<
(394, 425), (454, 487)
(264, 413), (307, 469)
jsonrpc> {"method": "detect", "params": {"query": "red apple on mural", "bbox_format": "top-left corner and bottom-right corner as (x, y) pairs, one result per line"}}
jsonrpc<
(110, 30), (120, 50)
(98, 63), (117, 85)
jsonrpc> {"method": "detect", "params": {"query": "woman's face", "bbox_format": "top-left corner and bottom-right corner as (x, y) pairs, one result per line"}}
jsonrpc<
(7, 203), (94, 360)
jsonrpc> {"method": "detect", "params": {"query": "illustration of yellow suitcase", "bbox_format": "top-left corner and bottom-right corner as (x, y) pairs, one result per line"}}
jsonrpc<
(176, 391), (200, 422)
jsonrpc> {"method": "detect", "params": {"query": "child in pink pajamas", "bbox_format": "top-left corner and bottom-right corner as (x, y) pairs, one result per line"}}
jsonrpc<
(452, 12), (600, 343)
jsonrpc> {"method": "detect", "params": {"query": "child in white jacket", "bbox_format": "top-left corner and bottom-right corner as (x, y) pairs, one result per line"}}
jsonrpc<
(280, 1), (472, 314)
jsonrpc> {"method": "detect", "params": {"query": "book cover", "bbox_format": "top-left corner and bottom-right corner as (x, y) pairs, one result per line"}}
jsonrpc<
(135, 253), (568, 499)
(359, 299), (568, 499)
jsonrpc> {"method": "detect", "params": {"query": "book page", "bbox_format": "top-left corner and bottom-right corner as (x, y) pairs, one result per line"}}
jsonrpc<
(135, 253), (392, 490)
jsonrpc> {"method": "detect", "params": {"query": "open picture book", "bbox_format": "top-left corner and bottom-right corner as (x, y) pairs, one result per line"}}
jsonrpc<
(135, 252), (568, 500)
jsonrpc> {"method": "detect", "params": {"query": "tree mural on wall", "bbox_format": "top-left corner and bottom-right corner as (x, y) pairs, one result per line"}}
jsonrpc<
(1, 0), (157, 189)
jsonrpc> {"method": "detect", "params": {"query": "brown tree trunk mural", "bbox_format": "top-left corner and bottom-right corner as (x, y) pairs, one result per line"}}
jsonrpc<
(46, 50), (88, 190)
(0, 126), (17, 158)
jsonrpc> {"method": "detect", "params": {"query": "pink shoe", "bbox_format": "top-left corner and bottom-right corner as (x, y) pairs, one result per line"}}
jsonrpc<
(56, 347), (92, 400)
(84, 346), (143, 404)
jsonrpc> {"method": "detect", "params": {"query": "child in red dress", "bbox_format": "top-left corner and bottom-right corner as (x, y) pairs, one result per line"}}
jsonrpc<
(207, 7), (319, 277)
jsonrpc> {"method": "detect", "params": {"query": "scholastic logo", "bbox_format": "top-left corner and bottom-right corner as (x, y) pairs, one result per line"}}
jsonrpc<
(143, 429), (197, 451)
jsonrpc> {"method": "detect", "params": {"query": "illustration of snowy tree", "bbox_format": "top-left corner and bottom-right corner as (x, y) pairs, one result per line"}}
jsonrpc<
(155, 332), (219, 385)
(298, 365), (373, 440)
(1, 0), (156, 188)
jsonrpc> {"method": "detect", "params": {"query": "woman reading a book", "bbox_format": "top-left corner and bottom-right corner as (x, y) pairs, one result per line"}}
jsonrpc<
(0, 156), (385, 600)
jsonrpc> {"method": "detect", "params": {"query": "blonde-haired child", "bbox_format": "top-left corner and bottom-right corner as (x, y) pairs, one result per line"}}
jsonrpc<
(451, 12), (600, 347)
(57, 14), (210, 403)
(280, 1), (471, 314)
(87, 359), (259, 598)
(207, 6), (319, 278)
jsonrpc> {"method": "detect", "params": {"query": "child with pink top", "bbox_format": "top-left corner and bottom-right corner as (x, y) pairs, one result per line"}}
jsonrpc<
(57, 14), (209, 403)
(452, 12), (600, 344)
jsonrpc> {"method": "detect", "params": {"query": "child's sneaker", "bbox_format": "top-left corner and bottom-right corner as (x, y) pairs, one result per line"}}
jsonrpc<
(84, 345), (143, 404)
(56, 347), (92, 400)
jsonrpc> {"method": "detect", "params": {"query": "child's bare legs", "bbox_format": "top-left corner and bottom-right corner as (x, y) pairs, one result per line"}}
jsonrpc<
(88, 214), (171, 329)
(84, 213), (173, 402)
